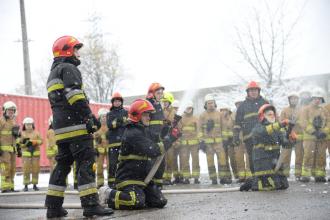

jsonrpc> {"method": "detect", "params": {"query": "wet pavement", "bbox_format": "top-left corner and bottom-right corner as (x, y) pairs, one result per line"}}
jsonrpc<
(0, 180), (330, 220)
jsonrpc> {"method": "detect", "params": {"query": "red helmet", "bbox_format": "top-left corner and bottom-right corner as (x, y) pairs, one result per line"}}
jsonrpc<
(147, 83), (165, 98)
(111, 92), (123, 103)
(258, 104), (276, 122)
(129, 99), (155, 122)
(52, 36), (83, 58)
(246, 81), (261, 92)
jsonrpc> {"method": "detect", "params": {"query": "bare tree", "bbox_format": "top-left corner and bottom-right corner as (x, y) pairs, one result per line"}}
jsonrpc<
(79, 15), (123, 103)
(234, 0), (306, 88)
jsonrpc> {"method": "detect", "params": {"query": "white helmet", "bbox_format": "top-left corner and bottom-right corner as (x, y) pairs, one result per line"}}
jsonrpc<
(172, 100), (180, 108)
(185, 101), (194, 108)
(98, 108), (109, 117)
(311, 88), (325, 99)
(204, 94), (215, 102)
(288, 92), (299, 98)
(3, 101), (17, 115)
(23, 117), (34, 124)
(48, 115), (53, 125)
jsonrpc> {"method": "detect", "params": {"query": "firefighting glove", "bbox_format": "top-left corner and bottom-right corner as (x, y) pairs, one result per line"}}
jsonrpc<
(312, 130), (327, 140)
(206, 120), (215, 133)
(22, 138), (30, 145)
(163, 128), (182, 151)
(233, 130), (240, 146)
(312, 116), (323, 130)
(12, 125), (21, 138)
(199, 140), (207, 153)
(160, 124), (171, 140)
(85, 114), (99, 134)
(16, 144), (22, 158)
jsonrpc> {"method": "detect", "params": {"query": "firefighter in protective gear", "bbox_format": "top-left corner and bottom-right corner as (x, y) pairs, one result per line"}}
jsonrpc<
(199, 94), (230, 184)
(94, 108), (109, 188)
(20, 117), (43, 191)
(146, 83), (166, 186)
(162, 92), (177, 184)
(46, 116), (57, 173)
(180, 101), (200, 184)
(171, 100), (183, 183)
(323, 101), (330, 182)
(219, 104), (235, 182)
(233, 81), (268, 174)
(106, 92), (128, 188)
(300, 88), (329, 183)
(240, 104), (294, 191)
(280, 93), (304, 179)
(232, 99), (252, 182)
(45, 36), (113, 218)
(98, 99), (180, 210)
(0, 101), (21, 193)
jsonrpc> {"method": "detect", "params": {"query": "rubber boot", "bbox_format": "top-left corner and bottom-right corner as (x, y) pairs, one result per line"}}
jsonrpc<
(163, 179), (172, 185)
(211, 178), (217, 185)
(1, 189), (11, 193)
(46, 207), (68, 218)
(300, 177), (310, 183)
(315, 177), (326, 183)
(220, 178), (232, 185)
(182, 178), (190, 184)
(33, 184), (39, 191)
(23, 185), (28, 192)
(194, 178), (200, 184)
(83, 205), (114, 217)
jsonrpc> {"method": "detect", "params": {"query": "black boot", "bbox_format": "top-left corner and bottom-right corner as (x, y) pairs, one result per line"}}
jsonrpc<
(315, 177), (326, 183)
(182, 178), (190, 184)
(83, 205), (114, 217)
(300, 177), (310, 183)
(220, 178), (232, 185)
(46, 207), (68, 218)
(1, 189), (11, 193)
(33, 184), (39, 191)
(23, 185), (28, 192)
(194, 178), (200, 184)
(211, 178), (217, 185)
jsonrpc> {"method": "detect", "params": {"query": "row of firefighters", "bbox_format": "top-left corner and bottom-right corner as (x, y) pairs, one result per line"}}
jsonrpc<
(1, 81), (330, 193)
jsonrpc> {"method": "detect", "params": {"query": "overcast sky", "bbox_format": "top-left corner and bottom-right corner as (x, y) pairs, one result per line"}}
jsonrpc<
(0, 0), (329, 97)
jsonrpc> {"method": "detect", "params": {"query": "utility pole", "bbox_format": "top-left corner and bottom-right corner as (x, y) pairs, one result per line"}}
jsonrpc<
(19, 0), (32, 95)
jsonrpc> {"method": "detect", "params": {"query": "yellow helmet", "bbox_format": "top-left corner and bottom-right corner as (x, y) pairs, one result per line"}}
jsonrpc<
(162, 92), (174, 104)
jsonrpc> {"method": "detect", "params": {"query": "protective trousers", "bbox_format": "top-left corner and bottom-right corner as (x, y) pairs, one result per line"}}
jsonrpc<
(22, 156), (40, 185)
(227, 147), (237, 178)
(179, 144), (200, 179)
(108, 147), (120, 186)
(213, 143), (231, 180)
(0, 152), (16, 191)
(45, 139), (99, 209)
(163, 147), (175, 181)
(302, 140), (327, 178)
(244, 141), (254, 174)
(281, 141), (304, 177)
(96, 153), (107, 188)
(48, 157), (56, 173)
(232, 143), (251, 180)
(108, 183), (167, 210)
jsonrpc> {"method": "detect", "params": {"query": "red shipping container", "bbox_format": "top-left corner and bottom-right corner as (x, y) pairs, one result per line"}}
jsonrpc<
(0, 93), (110, 169)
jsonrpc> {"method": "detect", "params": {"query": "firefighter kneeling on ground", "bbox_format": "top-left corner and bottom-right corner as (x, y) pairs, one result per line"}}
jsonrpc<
(98, 99), (181, 210)
(240, 104), (295, 191)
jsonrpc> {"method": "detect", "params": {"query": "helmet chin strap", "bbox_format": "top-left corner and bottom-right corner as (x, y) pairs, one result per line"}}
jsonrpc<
(266, 116), (276, 123)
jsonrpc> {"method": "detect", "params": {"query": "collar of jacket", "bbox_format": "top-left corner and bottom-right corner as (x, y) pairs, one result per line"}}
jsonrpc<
(110, 106), (123, 111)
(51, 56), (80, 70)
